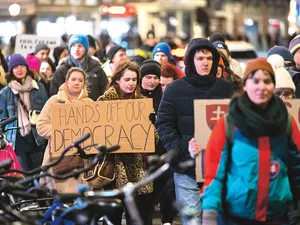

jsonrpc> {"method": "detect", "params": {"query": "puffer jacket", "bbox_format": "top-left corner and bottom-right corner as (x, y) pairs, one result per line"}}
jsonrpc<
(50, 55), (108, 101)
(156, 38), (234, 176)
(37, 83), (93, 193)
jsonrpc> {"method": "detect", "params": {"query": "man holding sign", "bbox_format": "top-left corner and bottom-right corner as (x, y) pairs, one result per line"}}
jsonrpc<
(156, 38), (234, 225)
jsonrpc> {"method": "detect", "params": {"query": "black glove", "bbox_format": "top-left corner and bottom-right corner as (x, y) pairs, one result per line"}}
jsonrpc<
(149, 113), (156, 125)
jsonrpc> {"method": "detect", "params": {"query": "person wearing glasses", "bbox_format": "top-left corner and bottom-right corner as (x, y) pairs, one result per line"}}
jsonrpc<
(267, 54), (296, 100)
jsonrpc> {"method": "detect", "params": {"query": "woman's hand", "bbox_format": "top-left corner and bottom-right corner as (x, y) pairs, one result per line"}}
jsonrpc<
(188, 138), (201, 158)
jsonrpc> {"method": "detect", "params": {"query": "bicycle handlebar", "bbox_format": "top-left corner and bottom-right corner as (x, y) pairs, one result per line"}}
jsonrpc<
(0, 133), (92, 176)
(16, 144), (120, 185)
(0, 115), (17, 129)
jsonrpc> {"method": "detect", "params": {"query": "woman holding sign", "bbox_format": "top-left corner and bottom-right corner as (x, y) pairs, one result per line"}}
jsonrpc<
(200, 58), (300, 225)
(37, 67), (93, 193)
(97, 59), (154, 225)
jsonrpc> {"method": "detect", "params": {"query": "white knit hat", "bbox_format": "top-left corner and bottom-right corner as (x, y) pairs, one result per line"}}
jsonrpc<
(267, 54), (296, 91)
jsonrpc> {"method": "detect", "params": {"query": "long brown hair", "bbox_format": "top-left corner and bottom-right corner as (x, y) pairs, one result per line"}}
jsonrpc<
(109, 60), (141, 99)
(6, 68), (35, 83)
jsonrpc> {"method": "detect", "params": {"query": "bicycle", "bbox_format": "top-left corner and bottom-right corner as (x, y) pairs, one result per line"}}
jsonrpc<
(0, 134), (197, 225)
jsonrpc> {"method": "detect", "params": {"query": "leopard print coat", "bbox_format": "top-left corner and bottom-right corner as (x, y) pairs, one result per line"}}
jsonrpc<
(97, 86), (153, 195)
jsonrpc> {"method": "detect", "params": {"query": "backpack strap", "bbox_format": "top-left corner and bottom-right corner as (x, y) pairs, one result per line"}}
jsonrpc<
(225, 114), (234, 148)
(287, 114), (292, 138)
(222, 114), (234, 211)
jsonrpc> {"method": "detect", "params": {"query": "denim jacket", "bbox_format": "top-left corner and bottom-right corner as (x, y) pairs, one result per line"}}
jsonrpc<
(0, 81), (48, 149)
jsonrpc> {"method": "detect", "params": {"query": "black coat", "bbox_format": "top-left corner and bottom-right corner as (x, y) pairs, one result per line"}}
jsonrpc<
(156, 38), (234, 176)
(156, 78), (233, 175)
(50, 55), (108, 101)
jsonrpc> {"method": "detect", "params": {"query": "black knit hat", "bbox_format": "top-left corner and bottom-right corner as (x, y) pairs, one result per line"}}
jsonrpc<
(107, 45), (126, 62)
(140, 59), (161, 79)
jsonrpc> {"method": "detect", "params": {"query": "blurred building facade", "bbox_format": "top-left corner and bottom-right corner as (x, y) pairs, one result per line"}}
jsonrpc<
(0, 0), (294, 48)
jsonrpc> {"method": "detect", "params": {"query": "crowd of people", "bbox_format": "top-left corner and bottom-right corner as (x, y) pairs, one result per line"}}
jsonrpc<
(0, 30), (299, 225)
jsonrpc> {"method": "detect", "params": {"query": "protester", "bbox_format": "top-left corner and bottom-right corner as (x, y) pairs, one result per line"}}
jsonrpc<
(102, 45), (127, 80)
(140, 59), (162, 112)
(37, 67), (93, 193)
(218, 50), (243, 92)
(268, 45), (296, 71)
(210, 37), (243, 78)
(98, 60), (153, 225)
(132, 31), (157, 65)
(152, 42), (172, 66)
(140, 59), (177, 225)
(156, 38), (234, 225)
(160, 64), (180, 92)
(34, 43), (50, 61)
(289, 34), (300, 72)
(26, 54), (41, 80)
(267, 54), (296, 99)
(50, 34), (108, 100)
(40, 59), (56, 96)
(268, 45), (300, 98)
(53, 46), (69, 67)
(201, 58), (300, 225)
(0, 53), (48, 171)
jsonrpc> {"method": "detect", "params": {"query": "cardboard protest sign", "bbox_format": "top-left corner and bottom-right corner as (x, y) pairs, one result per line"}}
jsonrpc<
(51, 99), (155, 157)
(194, 99), (300, 182)
(15, 34), (60, 57)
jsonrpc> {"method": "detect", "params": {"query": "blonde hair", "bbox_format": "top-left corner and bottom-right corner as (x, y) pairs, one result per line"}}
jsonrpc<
(66, 67), (87, 84)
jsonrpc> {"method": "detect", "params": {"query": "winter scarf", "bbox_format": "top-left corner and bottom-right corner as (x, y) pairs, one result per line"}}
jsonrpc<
(70, 55), (88, 71)
(9, 76), (33, 136)
(140, 85), (162, 113)
(228, 94), (288, 138)
(183, 67), (216, 87)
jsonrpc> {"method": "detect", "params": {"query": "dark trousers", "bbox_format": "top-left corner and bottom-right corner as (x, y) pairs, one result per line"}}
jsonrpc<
(153, 168), (177, 224)
(105, 193), (154, 225)
(289, 201), (300, 225)
(15, 132), (44, 171)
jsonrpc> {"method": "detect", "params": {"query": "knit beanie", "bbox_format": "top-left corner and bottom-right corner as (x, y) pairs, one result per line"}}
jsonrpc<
(209, 32), (225, 43)
(68, 34), (89, 53)
(268, 46), (295, 64)
(140, 59), (161, 79)
(8, 53), (28, 72)
(152, 42), (172, 60)
(34, 43), (50, 55)
(289, 34), (300, 55)
(267, 54), (296, 91)
(26, 55), (40, 73)
(107, 45), (126, 62)
(243, 58), (275, 83)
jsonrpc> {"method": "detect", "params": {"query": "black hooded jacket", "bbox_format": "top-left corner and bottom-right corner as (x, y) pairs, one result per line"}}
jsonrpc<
(156, 38), (234, 176)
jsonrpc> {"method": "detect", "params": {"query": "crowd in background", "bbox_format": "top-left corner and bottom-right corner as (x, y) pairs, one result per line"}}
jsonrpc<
(0, 30), (299, 225)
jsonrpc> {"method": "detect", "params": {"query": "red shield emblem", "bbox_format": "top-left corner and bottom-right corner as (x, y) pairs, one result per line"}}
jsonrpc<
(206, 104), (228, 130)
(270, 160), (280, 179)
